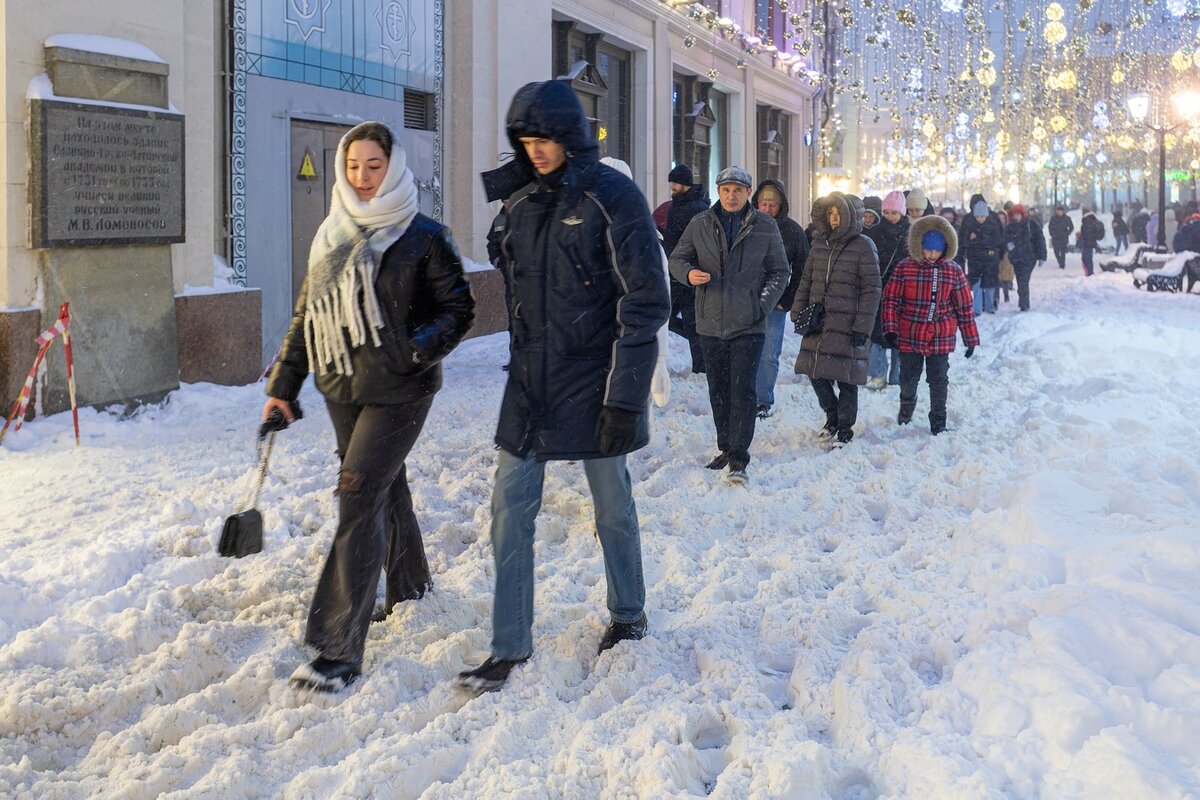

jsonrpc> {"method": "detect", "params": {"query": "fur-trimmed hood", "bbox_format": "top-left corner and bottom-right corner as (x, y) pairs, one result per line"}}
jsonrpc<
(907, 213), (959, 262)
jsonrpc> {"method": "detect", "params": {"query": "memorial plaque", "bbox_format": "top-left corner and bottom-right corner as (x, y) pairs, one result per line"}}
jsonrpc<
(30, 99), (185, 247)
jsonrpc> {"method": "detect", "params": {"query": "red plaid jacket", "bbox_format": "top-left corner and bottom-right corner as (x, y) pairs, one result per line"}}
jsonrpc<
(881, 256), (980, 355)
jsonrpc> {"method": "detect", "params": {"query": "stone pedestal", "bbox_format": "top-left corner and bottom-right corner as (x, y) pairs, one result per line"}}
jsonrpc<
(39, 246), (179, 411)
(175, 290), (263, 385)
(0, 309), (41, 419)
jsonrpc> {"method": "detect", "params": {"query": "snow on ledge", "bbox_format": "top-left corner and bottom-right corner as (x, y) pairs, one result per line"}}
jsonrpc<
(26, 73), (180, 114)
(45, 33), (165, 64)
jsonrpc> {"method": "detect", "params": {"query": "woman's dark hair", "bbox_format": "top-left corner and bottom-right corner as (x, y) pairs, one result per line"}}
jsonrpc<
(344, 121), (394, 157)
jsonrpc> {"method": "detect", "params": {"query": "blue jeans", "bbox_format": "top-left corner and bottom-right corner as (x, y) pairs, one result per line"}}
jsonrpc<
(971, 280), (996, 314)
(868, 343), (900, 384)
(489, 449), (645, 660)
(755, 308), (787, 407)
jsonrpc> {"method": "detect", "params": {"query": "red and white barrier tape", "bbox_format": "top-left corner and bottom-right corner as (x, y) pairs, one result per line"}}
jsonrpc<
(1, 303), (79, 446)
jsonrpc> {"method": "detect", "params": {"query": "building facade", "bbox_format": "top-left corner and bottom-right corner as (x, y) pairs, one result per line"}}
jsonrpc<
(1, 0), (819, 418)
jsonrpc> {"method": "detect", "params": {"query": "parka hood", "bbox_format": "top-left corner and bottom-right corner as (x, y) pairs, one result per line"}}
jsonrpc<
(811, 192), (864, 243)
(506, 80), (598, 169)
(907, 214), (959, 262)
(480, 80), (599, 202)
(968, 193), (987, 211)
(751, 179), (791, 220)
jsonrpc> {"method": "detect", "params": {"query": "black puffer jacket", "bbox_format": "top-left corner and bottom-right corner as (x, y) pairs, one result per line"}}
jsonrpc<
(268, 214), (475, 405)
(485, 80), (669, 461)
(863, 214), (909, 342)
(1078, 213), (1105, 249)
(792, 193), (881, 385)
(751, 179), (809, 312)
(1004, 218), (1047, 269)
(960, 194), (1005, 288)
(662, 184), (710, 258)
(1048, 213), (1075, 245)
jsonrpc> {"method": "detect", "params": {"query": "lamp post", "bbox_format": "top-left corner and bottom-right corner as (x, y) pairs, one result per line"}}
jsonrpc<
(1045, 150), (1075, 206)
(1126, 90), (1200, 251)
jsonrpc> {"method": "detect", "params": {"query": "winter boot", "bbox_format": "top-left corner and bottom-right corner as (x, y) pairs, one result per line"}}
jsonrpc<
(705, 452), (729, 470)
(725, 459), (749, 486)
(599, 612), (648, 654)
(898, 400), (916, 425)
(455, 656), (529, 695)
(930, 413), (947, 435)
(289, 657), (361, 693)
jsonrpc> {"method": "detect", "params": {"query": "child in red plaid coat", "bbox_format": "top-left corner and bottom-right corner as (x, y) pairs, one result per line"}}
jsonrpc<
(881, 214), (980, 434)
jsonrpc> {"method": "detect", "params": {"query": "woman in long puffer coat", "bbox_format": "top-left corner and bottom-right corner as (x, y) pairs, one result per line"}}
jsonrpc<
(791, 192), (881, 447)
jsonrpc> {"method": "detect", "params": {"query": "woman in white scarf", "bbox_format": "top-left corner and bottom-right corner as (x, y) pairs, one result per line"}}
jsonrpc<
(263, 122), (475, 693)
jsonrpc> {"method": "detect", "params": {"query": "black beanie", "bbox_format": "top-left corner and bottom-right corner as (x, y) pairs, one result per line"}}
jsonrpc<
(668, 164), (694, 185)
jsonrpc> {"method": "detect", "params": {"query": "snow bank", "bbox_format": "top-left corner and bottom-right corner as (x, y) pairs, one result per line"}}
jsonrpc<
(1, 256), (1198, 797)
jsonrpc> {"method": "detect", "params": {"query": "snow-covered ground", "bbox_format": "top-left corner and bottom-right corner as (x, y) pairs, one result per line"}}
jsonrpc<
(2, 257), (1199, 799)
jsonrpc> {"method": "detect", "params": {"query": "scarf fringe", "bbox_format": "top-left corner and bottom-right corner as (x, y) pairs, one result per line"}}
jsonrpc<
(303, 127), (418, 377)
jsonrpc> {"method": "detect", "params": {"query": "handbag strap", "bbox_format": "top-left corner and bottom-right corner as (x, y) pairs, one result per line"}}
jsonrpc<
(239, 431), (275, 513)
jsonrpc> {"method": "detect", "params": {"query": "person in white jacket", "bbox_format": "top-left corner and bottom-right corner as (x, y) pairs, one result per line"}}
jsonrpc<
(601, 157), (670, 407)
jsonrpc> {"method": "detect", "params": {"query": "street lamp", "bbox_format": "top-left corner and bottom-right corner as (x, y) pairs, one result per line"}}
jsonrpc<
(1126, 90), (1200, 251)
(1045, 149), (1075, 206)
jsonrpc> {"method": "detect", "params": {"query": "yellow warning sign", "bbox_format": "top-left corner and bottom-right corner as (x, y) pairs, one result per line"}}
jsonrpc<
(297, 150), (318, 180)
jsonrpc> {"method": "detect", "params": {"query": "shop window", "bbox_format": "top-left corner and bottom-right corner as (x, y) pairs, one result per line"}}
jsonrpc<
(672, 73), (725, 191)
(757, 105), (790, 184)
(552, 20), (633, 167)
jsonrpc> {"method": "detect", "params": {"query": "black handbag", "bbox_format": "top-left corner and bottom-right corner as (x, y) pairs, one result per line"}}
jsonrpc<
(218, 428), (277, 558)
(793, 301), (825, 335)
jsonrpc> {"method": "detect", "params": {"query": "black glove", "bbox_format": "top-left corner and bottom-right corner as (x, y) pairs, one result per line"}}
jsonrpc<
(883, 332), (899, 349)
(596, 406), (642, 456)
(851, 332), (868, 347)
(260, 399), (303, 438)
(964, 346), (975, 359)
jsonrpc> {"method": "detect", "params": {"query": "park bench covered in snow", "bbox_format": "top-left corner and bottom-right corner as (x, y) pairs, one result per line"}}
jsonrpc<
(1099, 244), (1152, 273)
(1131, 250), (1199, 293)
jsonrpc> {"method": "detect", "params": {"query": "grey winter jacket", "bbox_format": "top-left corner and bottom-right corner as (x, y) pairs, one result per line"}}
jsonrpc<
(669, 202), (789, 340)
(791, 193), (882, 386)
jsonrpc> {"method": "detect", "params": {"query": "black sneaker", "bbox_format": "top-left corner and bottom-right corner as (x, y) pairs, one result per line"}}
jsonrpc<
(817, 423), (837, 440)
(598, 612), (648, 654)
(705, 452), (729, 470)
(725, 465), (749, 486)
(289, 657), (361, 693)
(829, 429), (853, 449)
(454, 656), (528, 694)
(756, 404), (774, 419)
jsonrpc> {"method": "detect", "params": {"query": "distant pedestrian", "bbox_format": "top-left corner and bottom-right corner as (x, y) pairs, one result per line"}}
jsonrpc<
(960, 194), (1004, 314)
(1004, 204), (1047, 311)
(659, 164), (710, 374)
(882, 215), (980, 435)
(864, 190), (909, 389)
(1078, 208), (1105, 276)
(751, 179), (809, 419)
(1112, 209), (1129, 254)
(1048, 206), (1074, 269)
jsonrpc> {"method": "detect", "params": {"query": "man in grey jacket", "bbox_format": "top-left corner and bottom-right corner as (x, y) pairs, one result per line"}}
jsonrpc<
(669, 166), (789, 484)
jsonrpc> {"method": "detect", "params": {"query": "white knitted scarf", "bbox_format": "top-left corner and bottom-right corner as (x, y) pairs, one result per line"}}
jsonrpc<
(304, 125), (419, 376)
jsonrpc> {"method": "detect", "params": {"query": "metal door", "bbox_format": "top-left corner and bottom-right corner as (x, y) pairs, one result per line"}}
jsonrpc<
(290, 120), (349, 304)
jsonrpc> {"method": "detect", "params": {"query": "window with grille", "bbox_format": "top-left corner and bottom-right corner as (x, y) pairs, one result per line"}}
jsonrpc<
(404, 91), (434, 131)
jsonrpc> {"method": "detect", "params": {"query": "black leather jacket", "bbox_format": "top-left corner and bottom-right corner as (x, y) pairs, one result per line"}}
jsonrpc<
(267, 214), (475, 406)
